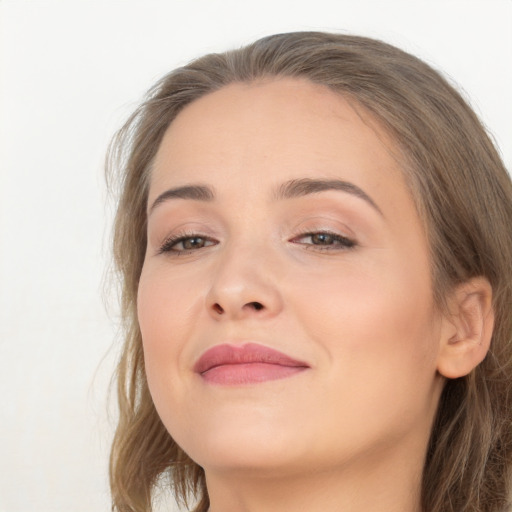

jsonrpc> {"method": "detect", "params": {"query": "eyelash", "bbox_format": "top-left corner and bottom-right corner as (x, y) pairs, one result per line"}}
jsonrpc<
(157, 229), (356, 255)
(158, 231), (217, 255)
(290, 230), (356, 251)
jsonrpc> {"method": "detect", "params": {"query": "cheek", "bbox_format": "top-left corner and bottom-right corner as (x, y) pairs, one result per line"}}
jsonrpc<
(138, 263), (202, 339)
(290, 253), (440, 384)
(286, 261), (441, 449)
(136, 265), (203, 402)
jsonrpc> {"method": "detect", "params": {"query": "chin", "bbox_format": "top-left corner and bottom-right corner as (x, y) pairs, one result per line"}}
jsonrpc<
(175, 409), (310, 474)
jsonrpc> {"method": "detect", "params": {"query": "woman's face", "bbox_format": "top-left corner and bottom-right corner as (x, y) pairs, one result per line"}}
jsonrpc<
(138, 79), (446, 477)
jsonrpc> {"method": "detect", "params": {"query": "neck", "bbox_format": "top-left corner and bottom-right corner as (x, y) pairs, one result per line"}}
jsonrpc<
(204, 447), (424, 512)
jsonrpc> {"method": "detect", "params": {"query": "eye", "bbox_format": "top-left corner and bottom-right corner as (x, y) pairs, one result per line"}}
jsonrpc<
(291, 231), (356, 250)
(158, 233), (217, 254)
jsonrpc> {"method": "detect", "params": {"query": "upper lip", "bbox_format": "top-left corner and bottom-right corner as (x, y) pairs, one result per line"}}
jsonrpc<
(193, 343), (310, 374)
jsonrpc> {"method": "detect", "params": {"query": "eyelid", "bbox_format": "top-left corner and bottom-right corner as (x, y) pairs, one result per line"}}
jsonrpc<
(149, 217), (220, 254)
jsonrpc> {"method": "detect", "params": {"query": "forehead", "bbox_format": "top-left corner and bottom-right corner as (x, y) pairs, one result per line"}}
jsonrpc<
(150, 78), (405, 206)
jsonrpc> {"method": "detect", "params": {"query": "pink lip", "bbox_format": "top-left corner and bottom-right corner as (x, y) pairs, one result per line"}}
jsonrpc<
(194, 343), (310, 385)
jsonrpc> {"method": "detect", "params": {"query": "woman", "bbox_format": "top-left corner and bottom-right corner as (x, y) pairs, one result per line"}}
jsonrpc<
(107, 32), (512, 512)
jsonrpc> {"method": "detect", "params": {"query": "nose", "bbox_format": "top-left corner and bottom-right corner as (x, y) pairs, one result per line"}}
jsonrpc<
(205, 244), (284, 321)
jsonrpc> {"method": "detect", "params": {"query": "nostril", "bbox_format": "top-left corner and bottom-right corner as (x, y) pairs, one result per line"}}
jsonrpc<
(212, 303), (224, 314)
(211, 301), (265, 315)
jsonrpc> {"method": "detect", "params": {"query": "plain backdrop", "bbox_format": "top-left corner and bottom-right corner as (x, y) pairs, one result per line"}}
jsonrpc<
(0, 1), (510, 511)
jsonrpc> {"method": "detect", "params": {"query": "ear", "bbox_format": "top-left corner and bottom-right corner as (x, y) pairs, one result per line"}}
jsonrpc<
(437, 277), (494, 379)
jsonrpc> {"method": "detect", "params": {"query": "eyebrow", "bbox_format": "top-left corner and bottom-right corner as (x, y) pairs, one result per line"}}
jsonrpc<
(149, 184), (214, 214)
(273, 178), (382, 215)
(149, 178), (382, 216)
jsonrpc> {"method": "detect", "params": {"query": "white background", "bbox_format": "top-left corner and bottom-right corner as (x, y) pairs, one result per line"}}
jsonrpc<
(0, 1), (510, 511)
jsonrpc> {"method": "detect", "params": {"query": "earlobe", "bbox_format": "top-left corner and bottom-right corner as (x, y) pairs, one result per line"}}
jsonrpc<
(437, 277), (494, 379)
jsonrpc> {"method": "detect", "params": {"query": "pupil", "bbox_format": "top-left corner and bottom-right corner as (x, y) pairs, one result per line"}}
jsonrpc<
(313, 233), (333, 245)
(184, 237), (204, 249)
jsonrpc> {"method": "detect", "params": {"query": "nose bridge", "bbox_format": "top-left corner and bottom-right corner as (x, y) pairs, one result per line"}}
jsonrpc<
(206, 230), (283, 320)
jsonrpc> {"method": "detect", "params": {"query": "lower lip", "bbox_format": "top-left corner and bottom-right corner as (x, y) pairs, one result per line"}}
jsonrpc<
(200, 362), (307, 385)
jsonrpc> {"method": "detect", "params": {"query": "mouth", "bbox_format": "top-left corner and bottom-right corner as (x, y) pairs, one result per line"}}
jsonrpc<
(193, 343), (310, 385)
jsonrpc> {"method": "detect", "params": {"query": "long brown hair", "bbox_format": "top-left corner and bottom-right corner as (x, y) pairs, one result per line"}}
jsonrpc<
(107, 32), (512, 512)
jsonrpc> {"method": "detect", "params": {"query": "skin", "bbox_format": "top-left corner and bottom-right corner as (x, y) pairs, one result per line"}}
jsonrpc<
(137, 78), (467, 512)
